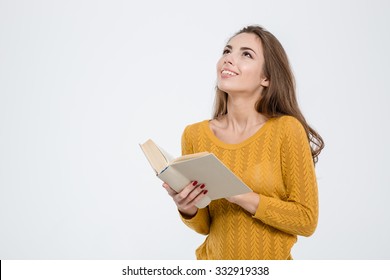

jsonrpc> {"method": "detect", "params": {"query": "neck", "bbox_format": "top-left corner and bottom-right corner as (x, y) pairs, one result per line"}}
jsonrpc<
(224, 95), (267, 130)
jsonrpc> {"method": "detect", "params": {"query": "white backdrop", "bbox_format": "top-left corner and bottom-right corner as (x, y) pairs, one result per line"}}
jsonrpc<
(1, 0), (389, 259)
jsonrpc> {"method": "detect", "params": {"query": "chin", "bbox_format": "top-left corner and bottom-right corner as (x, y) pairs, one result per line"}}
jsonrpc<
(218, 82), (237, 93)
(218, 85), (244, 95)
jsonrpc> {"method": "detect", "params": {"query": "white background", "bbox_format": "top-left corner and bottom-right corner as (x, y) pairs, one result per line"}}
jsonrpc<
(1, 0), (389, 259)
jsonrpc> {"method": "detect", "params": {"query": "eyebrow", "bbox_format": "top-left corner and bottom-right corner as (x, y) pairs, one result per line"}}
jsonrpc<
(225, 44), (257, 55)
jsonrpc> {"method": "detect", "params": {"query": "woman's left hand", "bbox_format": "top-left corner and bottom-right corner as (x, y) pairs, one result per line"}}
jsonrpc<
(226, 192), (260, 215)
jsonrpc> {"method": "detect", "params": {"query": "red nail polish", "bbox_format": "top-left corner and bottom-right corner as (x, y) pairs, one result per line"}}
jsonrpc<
(192, 181), (198, 186)
(200, 184), (205, 189)
(203, 190), (208, 194)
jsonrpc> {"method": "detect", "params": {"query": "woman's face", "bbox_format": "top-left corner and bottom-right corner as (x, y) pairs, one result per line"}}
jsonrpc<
(217, 32), (269, 95)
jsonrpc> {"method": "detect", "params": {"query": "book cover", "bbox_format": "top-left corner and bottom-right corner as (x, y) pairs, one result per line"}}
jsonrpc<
(140, 139), (252, 208)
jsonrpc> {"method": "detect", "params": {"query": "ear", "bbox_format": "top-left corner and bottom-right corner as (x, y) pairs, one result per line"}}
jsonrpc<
(260, 77), (269, 87)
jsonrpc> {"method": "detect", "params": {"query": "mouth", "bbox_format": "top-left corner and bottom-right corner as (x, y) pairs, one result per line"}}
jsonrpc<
(221, 69), (238, 77)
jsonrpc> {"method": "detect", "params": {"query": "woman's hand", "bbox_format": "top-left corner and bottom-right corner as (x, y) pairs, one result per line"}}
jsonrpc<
(162, 181), (207, 218)
(226, 192), (260, 215)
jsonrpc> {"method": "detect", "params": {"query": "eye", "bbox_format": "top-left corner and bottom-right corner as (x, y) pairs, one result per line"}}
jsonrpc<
(243, 51), (253, 58)
(222, 49), (231, 55)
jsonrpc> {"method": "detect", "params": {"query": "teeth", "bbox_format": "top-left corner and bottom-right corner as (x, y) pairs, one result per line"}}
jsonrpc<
(222, 70), (237, 76)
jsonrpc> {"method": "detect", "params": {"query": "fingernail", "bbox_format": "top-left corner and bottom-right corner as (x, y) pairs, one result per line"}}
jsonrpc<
(200, 184), (205, 189)
(192, 181), (198, 186)
(203, 190), (208, 194)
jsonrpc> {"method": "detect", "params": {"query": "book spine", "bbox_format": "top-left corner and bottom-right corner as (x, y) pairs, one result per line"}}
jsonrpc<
(158, 166), (190, 193)
(158, 167), (211, 208)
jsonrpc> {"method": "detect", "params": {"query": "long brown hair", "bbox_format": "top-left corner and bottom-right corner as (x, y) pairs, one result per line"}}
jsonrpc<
(213, 25), (324, 164)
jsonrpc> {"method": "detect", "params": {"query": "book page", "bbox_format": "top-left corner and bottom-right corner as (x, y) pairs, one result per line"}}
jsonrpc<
(172, 152), (210, 163)
(157, 146), (175, 164)
(140, 139), (170, 174)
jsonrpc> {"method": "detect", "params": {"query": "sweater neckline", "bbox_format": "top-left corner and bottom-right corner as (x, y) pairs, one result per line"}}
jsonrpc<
(201, 118), (273, 150)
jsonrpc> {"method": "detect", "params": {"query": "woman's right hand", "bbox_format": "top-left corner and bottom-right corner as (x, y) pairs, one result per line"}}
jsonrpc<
(162, 181), (207, 218)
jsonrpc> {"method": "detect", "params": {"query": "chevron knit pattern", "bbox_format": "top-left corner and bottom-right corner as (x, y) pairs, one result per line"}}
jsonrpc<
(180, 116), (318, 260)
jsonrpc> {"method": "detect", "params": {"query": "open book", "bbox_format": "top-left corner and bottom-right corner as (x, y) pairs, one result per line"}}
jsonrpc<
(139, 139), (252, 208)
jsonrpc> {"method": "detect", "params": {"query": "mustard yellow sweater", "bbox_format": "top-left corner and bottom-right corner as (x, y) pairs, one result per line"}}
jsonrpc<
(180, 116), (318, 260)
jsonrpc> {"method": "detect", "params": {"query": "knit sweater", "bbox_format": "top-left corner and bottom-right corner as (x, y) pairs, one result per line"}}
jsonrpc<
(180, 116), (318, 260)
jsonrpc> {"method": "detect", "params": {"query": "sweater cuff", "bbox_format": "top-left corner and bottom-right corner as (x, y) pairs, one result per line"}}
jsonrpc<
(254, 194), (270, 220)
(180, 207), (208, 225)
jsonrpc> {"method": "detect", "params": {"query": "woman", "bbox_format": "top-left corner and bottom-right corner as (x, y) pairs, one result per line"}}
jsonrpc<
(163, 25), (324, 260)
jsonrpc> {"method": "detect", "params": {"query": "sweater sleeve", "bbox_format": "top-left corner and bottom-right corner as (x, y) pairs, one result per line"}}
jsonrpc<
(253, 117), (319, 237)
(178, 125), (211, 235)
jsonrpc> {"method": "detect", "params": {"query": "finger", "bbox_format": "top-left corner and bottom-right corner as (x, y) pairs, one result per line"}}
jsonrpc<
(162, 183), (177, 196)
(189, 188), (208, 206)
(184, 184), (207, 204)
(177, 188), (208, 209)
(175, 181), (199, 202)
(176, 184), (207, 207)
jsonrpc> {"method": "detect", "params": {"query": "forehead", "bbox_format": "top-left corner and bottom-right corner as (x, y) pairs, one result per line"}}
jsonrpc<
(227, 32), (263, 52)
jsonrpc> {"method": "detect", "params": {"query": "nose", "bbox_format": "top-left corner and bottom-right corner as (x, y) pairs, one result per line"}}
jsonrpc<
(224, 53), (234, 65)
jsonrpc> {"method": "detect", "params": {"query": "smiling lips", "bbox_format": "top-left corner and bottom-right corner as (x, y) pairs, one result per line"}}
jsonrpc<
(221, 69), (238, 78)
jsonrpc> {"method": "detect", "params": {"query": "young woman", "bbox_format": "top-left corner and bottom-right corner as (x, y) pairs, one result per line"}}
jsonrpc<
(163, 25), (324, 260)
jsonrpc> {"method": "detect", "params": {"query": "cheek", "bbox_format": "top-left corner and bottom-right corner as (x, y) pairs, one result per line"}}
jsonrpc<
(242, 65), (262, 83)
(216, 58), (224, 73)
